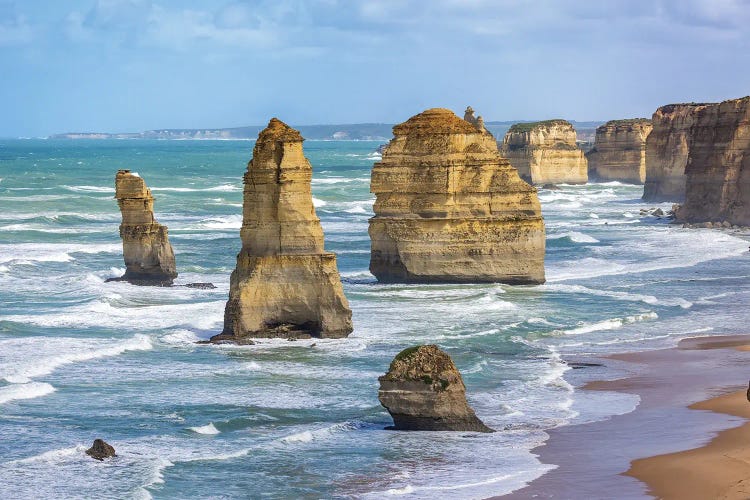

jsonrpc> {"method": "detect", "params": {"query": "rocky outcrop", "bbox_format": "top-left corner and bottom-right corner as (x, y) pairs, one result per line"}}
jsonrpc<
(378, 345), (493, 432)
(643, 103), (715, 201)
(587, 119), (653, 183)
(110, 170), (177, 285)
(368, 108), (545, 284)
(86, 439), (116, 460)
(675, 96), (750, 225)
(500, 120), (588, 184)
(211, 118), (352, 343)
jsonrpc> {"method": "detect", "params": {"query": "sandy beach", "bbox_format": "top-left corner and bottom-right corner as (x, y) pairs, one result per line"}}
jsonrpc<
(505, 334), (750, 499)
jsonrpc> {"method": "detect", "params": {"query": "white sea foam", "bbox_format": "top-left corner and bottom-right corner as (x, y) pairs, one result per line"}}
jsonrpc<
(554, 312), (658, 336)
(61, 185), (115, 193)
(312, 196), (326, 207)
(0, 242), (121, 264)
(151, 184), (241, 192)
(189, 423), (221, 435)
(541, 283), (693, 309)
(280, 422), (357, 444)
(0, 334), (153, 383)
(549, 231), (600, 244)
(0, 381), (56, 404)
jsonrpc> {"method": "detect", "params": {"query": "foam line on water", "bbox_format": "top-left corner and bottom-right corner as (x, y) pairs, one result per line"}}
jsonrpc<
(0, 381), (56, 404)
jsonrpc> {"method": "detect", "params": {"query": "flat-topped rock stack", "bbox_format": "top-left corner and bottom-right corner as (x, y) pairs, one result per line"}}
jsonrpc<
(211, 118), (352, 343)
(587, 119), (653, 183)
(500, 120), (588, 185)
(642, 103), (715, 201)
(378, 344), (493, 432)
(368, 107), (545, 284)
(110, 170), (177, 286)
(675, 96), (750, 226)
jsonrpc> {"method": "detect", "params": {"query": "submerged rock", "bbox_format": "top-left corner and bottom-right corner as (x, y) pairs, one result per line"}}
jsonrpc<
(378, 345), (493, 432)
(500, 120), (588, 185)
(587, 119), (652, 184)
(85, 439), (116, 461)
(211, 118), (353, 343)
(369, 107), (545, 284)
(109, 170), (177, 286)
(674, 96), (750, 226)
(643, 103), (715, 202)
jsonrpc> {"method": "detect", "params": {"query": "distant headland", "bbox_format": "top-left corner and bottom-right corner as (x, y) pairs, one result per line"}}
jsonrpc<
(46, 120), (604, 141)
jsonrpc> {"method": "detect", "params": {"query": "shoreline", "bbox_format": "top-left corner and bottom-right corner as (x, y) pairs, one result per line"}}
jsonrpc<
(503, 334), (750, 499)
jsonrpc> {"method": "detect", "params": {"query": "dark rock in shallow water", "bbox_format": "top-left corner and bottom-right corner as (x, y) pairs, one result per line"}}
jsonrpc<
(378, 345), (493, 432)
(541, 183), (562, 190)
(184, 282), (217, 289)
(86, 439), (116, 461)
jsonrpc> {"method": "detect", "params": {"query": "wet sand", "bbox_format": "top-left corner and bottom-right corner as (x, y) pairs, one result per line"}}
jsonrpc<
(503, 335), (750, 499)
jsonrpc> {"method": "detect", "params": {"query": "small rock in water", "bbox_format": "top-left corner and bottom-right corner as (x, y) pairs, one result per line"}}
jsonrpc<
(378, 345), (493, 432)
(541, 183), (561, 190)
(185, 282), (217, 289)
(652, 208), (664, 216)
(86, 439), (116, 461)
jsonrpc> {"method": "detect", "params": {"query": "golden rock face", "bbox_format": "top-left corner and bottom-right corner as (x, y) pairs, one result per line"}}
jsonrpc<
(113, 170), (177, 285)
(369, 108), (546, 284)
(216, 118), (353, 341)
(587, 119), (653, 184)
(676, 97), (750, 225)
(643, 103), (714, 202)
(500, 120), (588, 185)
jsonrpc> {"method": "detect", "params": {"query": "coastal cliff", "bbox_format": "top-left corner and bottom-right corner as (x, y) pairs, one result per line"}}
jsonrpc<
(500, 120), (588, 184)
(368, 107), (545, 284)
(378, 345), (493, 432)
(212, 118), (352, 342)
(675, 96), (750, 225)
(587, 119), (652, 183)
(642, 103), (714, 201)
(111, 170), (177, 285)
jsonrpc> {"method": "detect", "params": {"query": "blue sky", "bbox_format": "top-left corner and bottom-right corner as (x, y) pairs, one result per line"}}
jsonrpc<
(1, 0), (749, 137)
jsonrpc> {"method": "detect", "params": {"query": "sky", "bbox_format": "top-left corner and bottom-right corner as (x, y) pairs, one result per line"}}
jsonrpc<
(1, 0), (749, 137)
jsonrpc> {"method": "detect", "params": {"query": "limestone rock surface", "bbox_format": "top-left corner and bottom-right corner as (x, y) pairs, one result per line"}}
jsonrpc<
(369, 107), (545, 284)
(587, 119), (653, 183)
(642, 103), (715, 201)
(111, 170), (177, 285)
(675, 96), (750, 225)
(86, 439), (116, 460)
(212, 118), (352, 342)
(500, 120), (588, 184)
(378, 345), (493, 432)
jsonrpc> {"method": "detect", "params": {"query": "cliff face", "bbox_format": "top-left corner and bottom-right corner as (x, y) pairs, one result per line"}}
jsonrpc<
(368, 107), (545, 284)
(378, 345), (493, 432)
(642, 103), (714, 201)
(676, 97), (750, 225)
(500, 120), (588, 184)
(587, 119), (653, 183)
(113, 170), (177, 285)
(214, 118), (352, 342)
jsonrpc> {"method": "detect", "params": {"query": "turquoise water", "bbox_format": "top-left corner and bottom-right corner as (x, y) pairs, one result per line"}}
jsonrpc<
(1, 139), (749, 499)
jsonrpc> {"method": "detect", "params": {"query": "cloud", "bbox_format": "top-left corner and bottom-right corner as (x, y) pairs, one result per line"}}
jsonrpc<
(0, 2), (33, 46)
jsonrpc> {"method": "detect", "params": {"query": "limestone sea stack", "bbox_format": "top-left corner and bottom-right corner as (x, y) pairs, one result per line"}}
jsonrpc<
(369, 108), (545, 284)
(675, 96), (750, 226)
(587, 119), (653, 183)
(642, 103), (715, 201)
(111, 169), (177, 285)
(500, 120), (588, 185)
(212, 118), (352, 343)
(378, 345), (493, 432)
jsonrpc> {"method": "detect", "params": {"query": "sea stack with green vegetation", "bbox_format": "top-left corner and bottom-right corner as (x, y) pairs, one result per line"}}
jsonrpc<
(586, 119), (653, 183)
(642, 102), (715, 201)
(211, 118), (352, 343)
(378, 344), (493, 432)
(675, 96), (750, 226)
(109, 169), (177, 286)
(500, 119), (588, 184)
(368, 107), (546, 284)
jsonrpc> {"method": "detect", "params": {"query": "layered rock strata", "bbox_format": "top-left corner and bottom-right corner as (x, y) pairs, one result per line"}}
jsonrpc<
(368, 108), (545, 284)
(675, 96), (750, 225)
(212, 118), (352, 343)
(378, 344), (493, 432)
(500, 120), (588, 184)
(642, 103), (715, 201)
(111, 170), (177, 285)
(587, 119), (653, 183)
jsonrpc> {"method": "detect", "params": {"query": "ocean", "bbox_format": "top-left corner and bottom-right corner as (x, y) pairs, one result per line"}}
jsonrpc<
(1, 139), (749, 499)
